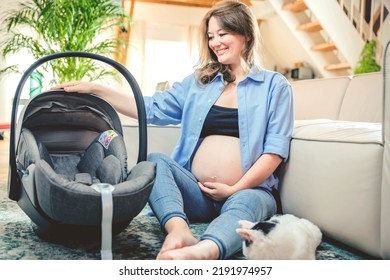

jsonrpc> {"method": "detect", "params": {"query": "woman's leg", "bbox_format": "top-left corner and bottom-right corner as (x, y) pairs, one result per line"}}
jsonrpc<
(201, 188), (277, 259)
(155, 187), (277, 260)
(147, 153), (218, 258)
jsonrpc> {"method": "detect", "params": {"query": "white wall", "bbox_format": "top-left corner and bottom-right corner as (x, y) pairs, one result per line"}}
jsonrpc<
(0, 1), (7, 123)
(0, 1), (23, 124)
(0, 1), (11, 124)
(0, 51), (8, 124)
(259, 13), (315, 74)
(0, 0), (35, 124)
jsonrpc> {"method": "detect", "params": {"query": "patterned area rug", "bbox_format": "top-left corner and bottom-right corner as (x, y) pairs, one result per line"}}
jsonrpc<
(0, 181), (372, 260)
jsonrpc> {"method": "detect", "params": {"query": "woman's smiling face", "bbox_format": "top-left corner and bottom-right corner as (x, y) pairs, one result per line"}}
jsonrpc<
(207, 16), (246, 68)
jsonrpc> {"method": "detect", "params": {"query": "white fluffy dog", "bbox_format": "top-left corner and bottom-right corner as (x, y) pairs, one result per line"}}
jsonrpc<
(236, 214), (322, 260)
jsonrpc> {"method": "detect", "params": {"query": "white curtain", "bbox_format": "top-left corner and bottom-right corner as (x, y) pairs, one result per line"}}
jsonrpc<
(125, 20), (147, 93)
(188, 24), (201, 67)
(124, 21), (201, 96)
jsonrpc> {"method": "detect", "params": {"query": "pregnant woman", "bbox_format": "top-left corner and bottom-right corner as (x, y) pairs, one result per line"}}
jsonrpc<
(55, 0), (294, 260)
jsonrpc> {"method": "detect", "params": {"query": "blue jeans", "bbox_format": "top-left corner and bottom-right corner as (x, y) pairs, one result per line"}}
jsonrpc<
(147, 152), (277, 259)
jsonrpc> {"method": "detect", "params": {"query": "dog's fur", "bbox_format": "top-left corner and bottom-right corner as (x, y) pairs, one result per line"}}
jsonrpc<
(236, 214), (322, 260)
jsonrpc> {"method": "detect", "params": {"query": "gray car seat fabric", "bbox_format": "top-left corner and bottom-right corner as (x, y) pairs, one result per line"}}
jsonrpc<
(17, 127), (155, 226)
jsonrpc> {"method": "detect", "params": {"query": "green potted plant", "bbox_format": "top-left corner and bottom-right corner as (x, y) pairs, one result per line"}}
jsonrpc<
(354, 40), (381, 74)
(0, 0), (131, 92)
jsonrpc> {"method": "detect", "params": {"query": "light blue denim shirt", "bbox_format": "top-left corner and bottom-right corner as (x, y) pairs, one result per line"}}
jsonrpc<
(143, 68), (294, 189)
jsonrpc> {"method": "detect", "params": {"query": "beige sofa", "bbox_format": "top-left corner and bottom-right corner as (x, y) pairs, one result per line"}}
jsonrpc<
(279, 39), (390, 259)
(122, 40), (390, 260)
(279, 70), (387, 259)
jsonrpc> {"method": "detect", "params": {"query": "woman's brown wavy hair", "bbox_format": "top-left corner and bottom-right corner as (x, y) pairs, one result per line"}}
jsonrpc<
(195, 0), (262, 85)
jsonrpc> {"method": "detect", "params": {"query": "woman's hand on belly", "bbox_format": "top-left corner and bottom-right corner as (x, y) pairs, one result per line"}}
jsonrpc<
(198, 181), (235, 201)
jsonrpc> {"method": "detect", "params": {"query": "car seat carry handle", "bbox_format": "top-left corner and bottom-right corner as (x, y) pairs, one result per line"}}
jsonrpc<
(9, 52), (147, 201)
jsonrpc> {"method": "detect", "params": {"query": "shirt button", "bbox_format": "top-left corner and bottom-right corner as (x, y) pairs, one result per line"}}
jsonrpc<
(208, 99), (211, 103)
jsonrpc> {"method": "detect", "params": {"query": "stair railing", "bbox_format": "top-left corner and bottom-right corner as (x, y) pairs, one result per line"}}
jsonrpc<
(336, 0), (388, 62)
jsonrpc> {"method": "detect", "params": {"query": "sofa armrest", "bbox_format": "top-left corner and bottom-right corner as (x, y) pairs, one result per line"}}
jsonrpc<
(381, 39), (390, 259)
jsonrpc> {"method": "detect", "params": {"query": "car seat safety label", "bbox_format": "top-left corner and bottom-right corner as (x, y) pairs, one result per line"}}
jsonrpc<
(98, 130), (118, 149)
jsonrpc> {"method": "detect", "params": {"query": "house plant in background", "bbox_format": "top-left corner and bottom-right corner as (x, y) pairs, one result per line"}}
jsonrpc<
(354, 39), (381, 74)
(0, 0), (131, 97)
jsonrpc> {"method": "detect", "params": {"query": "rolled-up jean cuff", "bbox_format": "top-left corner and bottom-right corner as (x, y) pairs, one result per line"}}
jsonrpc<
(200, 235), (227, 260)
(160, 212), (190, 233)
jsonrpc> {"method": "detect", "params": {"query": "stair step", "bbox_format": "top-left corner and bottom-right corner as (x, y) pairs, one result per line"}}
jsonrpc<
(296, 21), (322, 32)
(324, 63), (351, 71)
(311, 42), (337, 52)
(282, 0), (307, 13)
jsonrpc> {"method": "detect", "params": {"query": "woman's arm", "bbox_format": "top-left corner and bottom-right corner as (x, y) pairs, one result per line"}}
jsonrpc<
(232, 153), (282, 191)
(53, 81), (138, 118)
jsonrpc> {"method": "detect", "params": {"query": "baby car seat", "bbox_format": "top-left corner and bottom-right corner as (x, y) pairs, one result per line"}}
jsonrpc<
(7, 52), (155, 250)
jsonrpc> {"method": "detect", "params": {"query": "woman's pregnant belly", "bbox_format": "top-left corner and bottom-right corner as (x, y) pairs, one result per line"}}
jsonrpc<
(191, 135), (242, 186)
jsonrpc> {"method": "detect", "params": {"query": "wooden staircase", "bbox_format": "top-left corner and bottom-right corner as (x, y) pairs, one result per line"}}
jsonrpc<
(281, 0), (307, 12)
(311, 42), (337, 52)
(282, 0), (351, 74)
(296, 21), (322, 32)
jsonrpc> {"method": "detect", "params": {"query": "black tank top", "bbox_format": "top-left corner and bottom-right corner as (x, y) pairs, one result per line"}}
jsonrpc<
(200, 104), (239, 138)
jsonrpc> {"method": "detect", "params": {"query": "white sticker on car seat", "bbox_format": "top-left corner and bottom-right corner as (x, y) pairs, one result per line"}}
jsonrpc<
(98, 130), (118, 149)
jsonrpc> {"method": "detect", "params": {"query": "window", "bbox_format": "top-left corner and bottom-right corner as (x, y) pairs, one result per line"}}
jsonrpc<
(126, 22), (199, 96)
(144, 39), (195, 95)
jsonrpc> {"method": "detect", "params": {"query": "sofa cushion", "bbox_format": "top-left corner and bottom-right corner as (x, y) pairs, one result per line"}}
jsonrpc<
(338, 72), (383, 123)
(292, 76), (350, 120)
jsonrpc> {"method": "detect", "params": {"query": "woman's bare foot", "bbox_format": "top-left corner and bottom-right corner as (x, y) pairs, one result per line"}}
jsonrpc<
(158, 240), (220, 260)
(157, 230), (198, 259)
(157, 217), (198, 259)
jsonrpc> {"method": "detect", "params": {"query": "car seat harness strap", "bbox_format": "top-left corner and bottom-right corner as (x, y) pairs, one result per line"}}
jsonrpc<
(92, 183), (115, 260)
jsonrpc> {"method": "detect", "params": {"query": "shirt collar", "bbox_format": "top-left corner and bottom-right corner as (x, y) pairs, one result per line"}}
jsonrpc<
(247, 67), (266, 82)
(211, 72), (224, 83)
(211, 67), (266, 83)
